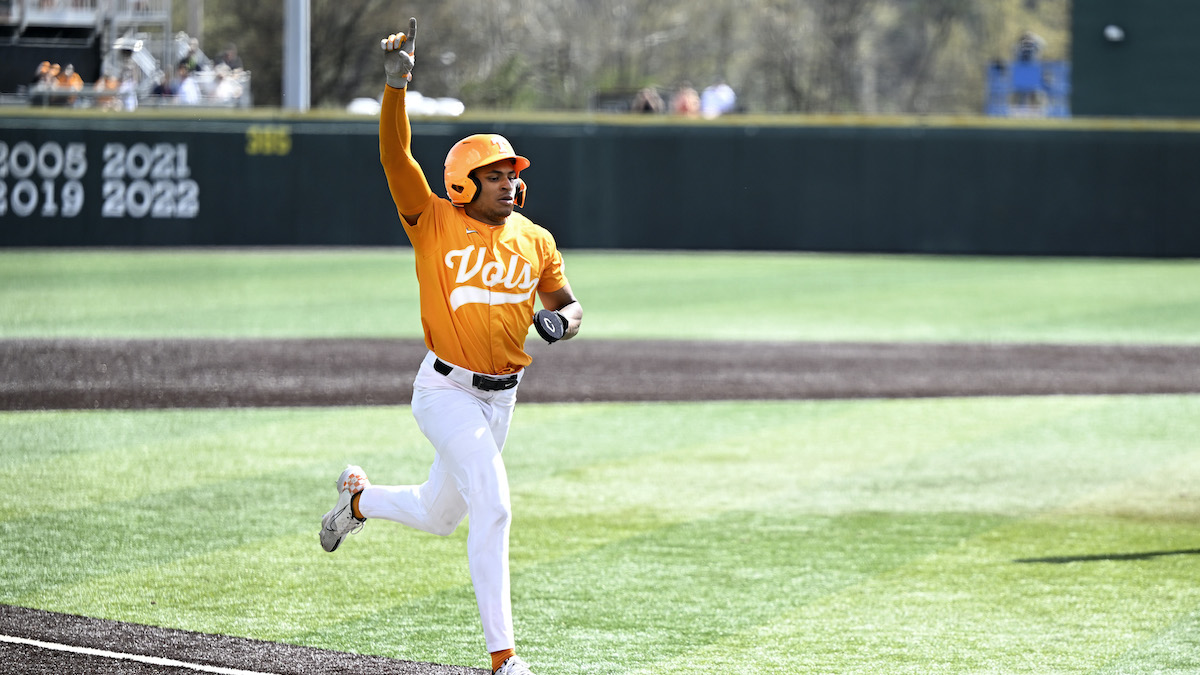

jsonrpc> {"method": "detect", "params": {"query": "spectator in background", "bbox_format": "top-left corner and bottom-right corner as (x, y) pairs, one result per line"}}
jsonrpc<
(176, 64), (201, 105)
(92, 71), (113, 108)
(215, 43), (243, 70)
(56, 63), (84, 90)
(31, 61), (52, 87)
(39, 63), (66, 105)
(93, 71), (121, 110)
(179, 36), (211, 72)
(30, 61), (57, 106)
(700, 77), (737, 118)
(1011, 31), (1046, 108)
(151, 69), (176, 98)
(669, 82), (700, 117)
(118, 64), (138, 111)
(212, 63), (243, 104)
(1013, 31), (1045, 63)
(985, 59), (1009, 116)
(630, 87), (664, 113)
(56, 63), (85, 106)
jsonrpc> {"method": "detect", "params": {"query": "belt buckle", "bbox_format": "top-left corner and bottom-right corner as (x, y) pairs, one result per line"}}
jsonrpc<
(472, 373), (518, 391)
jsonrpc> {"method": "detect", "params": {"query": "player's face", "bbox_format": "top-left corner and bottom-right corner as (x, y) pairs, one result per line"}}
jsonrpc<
(465, 159), (520, 226)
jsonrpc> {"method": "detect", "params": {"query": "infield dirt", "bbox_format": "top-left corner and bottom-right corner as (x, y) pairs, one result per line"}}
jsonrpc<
(4, 338), (1200, 410)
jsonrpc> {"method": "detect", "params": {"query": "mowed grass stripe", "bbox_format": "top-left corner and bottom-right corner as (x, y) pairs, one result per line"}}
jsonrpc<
(802, 395), (1200, 516)
(0, 407), (444, 520)
(28, 527), (477, 643)
(509, 510), (1015, 675)
(607, 435), (1200, 675)
(649, 518), (1200, 675)
(3, 250), (1200, 343)
(0, 250), (415, 339)
(582, 253), (1200, 343)
(3, 468), (329, 600)
(506, 397), (1114, 520)
(1097, 607), (1200, 675)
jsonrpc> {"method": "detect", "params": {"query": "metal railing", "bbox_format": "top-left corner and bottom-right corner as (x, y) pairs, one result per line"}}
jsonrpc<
(12, 80), (251, 109)
(4, 0), (100, 29)
(1, 0), (171, 29)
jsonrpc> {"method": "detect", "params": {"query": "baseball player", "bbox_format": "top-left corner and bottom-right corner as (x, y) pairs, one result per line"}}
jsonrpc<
(319, 17), (582, 675)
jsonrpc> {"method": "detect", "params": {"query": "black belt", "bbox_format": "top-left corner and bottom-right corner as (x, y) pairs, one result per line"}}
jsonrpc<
(434, 358), (519, 392)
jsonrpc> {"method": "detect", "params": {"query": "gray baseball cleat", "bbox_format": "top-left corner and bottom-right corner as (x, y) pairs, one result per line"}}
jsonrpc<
(494, 656), (536, 675)
(319, 464), (370, 552)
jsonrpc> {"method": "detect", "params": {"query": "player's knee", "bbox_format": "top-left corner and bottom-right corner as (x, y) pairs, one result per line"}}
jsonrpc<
(472, 498), (511, 533)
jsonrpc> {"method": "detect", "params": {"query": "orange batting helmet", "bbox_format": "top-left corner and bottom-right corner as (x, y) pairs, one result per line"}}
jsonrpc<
(444, 134), (530, 208)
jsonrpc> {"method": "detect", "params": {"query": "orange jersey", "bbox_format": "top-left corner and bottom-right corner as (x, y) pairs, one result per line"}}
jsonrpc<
(379, 89), (567, 375)
(403, 200), (566, 375)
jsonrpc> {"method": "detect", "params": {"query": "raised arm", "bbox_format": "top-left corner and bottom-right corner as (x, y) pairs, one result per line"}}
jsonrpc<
(379, 18), (433, 226)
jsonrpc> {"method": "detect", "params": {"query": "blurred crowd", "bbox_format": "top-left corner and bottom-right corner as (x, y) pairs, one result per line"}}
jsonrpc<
(628, 78), (739, 118)
(27, 34), (249, 110)
(30, 61), (86, 106)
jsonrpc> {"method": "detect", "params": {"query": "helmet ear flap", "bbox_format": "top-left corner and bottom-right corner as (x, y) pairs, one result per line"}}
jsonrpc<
(448, 179), (476, 204)
(451, 175), (523, 207)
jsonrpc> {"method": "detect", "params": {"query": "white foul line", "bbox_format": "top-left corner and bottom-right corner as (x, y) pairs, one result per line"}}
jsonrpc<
(0, 633), (281, 675)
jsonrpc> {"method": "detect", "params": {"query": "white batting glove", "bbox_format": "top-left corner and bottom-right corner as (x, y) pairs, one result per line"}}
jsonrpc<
(381, 17), (416, 88)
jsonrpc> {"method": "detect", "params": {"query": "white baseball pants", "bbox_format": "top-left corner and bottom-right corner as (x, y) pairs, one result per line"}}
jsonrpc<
(357, 351), (522, 653)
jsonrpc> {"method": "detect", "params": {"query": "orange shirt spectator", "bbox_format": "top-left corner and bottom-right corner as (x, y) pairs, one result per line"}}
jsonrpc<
(94, 74), (121, 110)
(56, 64), (85, 91)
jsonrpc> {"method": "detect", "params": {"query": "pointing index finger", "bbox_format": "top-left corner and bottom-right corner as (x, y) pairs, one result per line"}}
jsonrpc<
(404, 17), (417, 54)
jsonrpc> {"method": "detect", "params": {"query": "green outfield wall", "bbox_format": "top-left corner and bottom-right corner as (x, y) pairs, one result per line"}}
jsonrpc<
(2, 111), (1199, 256)
(1072, 0), (1200, 118)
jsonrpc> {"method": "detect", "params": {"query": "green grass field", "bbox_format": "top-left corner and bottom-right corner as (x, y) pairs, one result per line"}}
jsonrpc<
(3, 249), (1199, 342)
(2, 249), (1199, 674)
